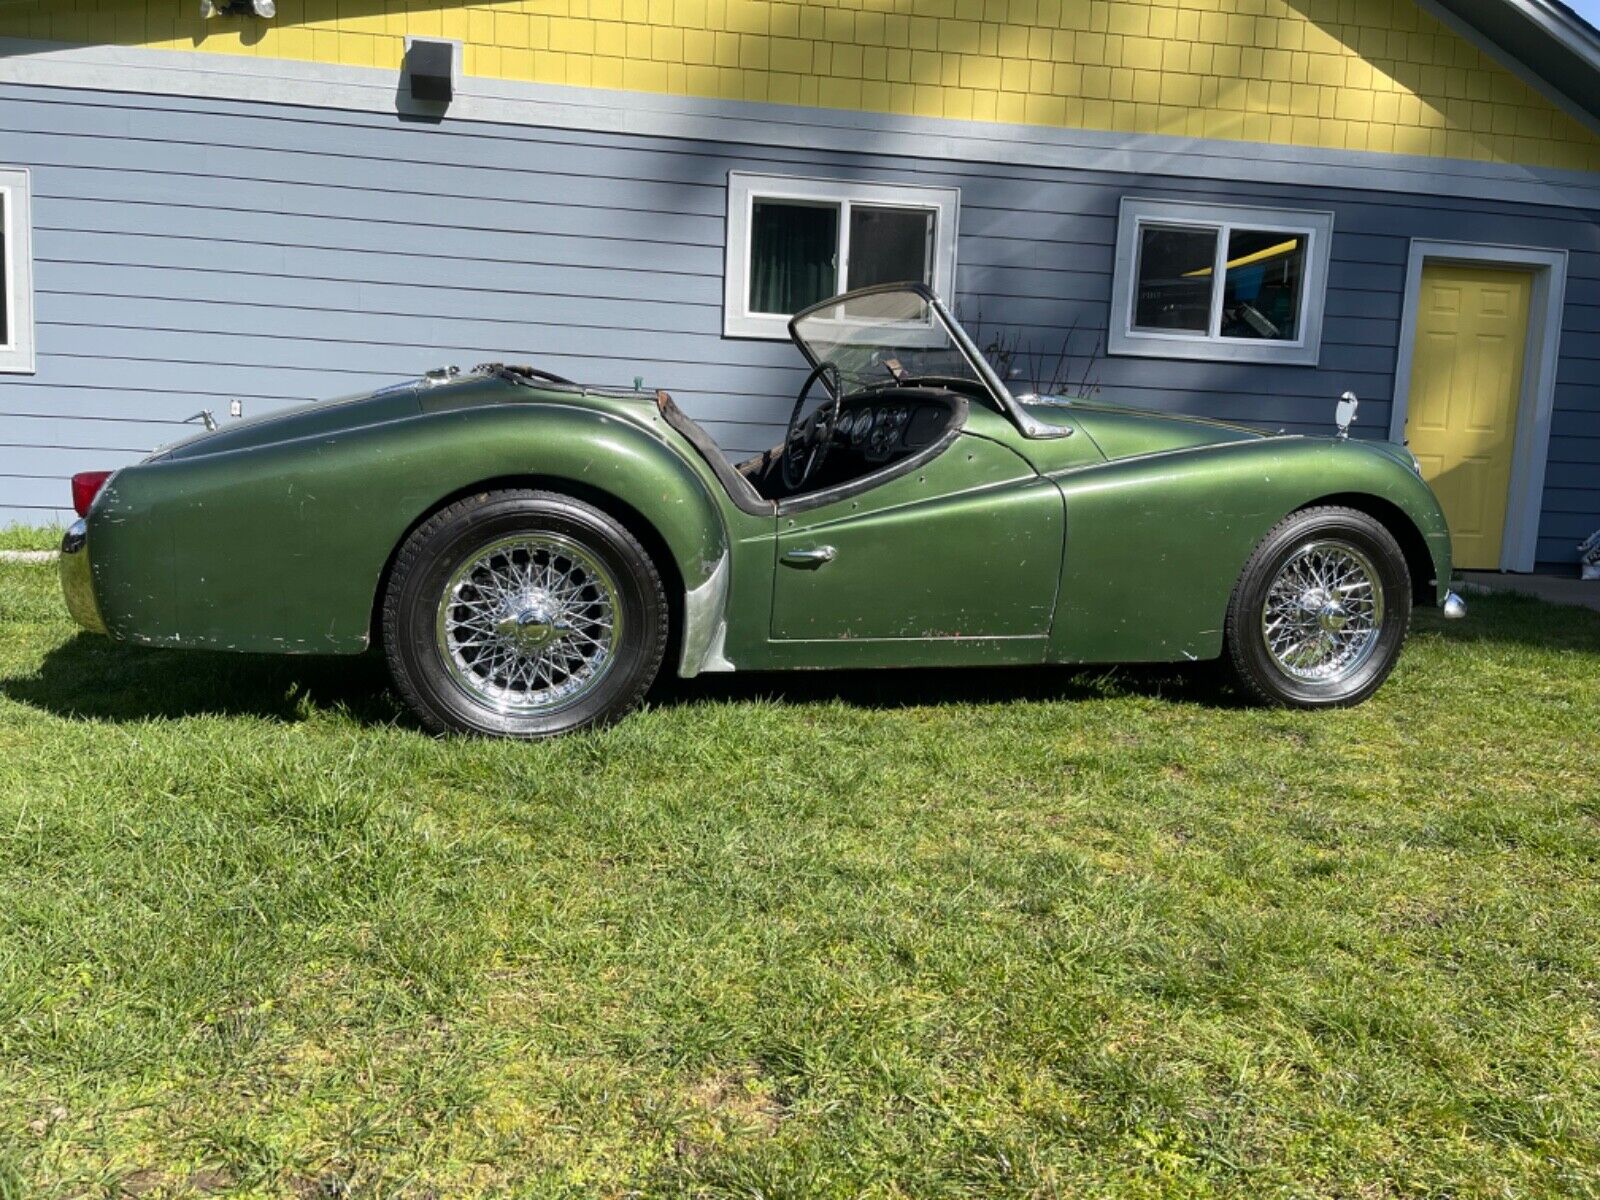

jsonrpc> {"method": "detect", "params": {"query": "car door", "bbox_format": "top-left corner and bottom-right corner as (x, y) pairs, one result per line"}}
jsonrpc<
(770, 418), (1064, 652)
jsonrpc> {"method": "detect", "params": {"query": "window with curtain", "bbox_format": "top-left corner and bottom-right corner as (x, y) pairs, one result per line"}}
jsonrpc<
(0, 168), (34, 374)
(0, 191), (9, 349)
(1110, 197), (1334, 367)
(748, 200), (838, 316)
(725, 174), (959, 339)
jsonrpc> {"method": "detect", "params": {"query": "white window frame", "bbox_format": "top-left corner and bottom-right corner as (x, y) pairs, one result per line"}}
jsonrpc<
(724, 171), (960, 340)
(0, 167), (35, 375)
(1108, 196), (1334, 367)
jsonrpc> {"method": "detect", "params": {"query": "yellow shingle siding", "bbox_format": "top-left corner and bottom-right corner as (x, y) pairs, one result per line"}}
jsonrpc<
(8, 0), (1600, 170)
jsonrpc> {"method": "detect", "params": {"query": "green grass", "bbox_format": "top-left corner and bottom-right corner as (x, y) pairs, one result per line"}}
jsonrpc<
(1, 556), (1597, 1199)
(0, 524), (62, 552)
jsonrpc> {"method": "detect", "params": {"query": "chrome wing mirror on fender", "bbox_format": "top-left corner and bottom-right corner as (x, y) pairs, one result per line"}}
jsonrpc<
(1335, 391), (1359, 439)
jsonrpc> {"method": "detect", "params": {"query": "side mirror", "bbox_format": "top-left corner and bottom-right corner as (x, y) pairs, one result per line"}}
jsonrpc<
(1335, 391), (1359, 439)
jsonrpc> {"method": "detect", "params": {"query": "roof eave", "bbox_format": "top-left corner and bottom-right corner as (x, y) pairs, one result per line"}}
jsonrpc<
(1424, 0), (1600, 134)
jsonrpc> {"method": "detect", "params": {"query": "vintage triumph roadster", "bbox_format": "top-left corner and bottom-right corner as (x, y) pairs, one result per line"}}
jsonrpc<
(61, 284), (1464, 737)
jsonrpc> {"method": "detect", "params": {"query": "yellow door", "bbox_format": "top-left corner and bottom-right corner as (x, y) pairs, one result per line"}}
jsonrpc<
(1404, 262), (1532, 570)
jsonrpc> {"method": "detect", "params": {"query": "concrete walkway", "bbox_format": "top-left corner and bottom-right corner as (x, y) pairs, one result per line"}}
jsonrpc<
(1460, 571), (1600, 613)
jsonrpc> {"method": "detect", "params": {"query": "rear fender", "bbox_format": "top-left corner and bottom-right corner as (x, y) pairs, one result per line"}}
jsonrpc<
(88, 405), (729, 657)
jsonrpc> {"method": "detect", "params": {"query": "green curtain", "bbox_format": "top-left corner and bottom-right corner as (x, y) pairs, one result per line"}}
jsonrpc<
(749, 201), (837, 315)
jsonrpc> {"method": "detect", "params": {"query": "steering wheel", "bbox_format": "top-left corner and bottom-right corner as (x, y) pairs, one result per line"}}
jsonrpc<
(782, 361), (842, 492)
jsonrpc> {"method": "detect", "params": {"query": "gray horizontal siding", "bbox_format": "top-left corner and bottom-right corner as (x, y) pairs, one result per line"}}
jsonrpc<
(0, 81), (1596, 569)
(12, 83), (1600, 231)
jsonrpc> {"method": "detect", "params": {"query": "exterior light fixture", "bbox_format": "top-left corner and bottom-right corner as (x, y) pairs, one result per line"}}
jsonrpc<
(200, 0), (276, 18)
(406, 38), (456, 104)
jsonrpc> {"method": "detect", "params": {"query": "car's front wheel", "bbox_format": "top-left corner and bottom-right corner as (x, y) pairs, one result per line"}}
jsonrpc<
(1224, 505), (1412, 708)
(382, 489), (667, 737)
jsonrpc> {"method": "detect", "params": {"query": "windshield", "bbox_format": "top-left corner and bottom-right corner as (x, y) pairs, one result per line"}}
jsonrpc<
(789, 286), (1010, 401)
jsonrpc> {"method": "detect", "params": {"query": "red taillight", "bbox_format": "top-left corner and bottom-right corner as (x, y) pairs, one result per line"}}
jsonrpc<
(71, 471), (112, 518)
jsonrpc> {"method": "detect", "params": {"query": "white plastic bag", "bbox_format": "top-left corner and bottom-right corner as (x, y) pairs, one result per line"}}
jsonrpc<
(1579, 529), (1600, 581)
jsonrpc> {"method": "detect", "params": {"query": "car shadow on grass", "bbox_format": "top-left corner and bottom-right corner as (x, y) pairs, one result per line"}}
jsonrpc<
(1418, 589), (1600, 654)
(4, 632), (1242, 728)
(2, 634), (405, 726)
(12, 596), (1588, 729)
(649, 660), (1240, 712)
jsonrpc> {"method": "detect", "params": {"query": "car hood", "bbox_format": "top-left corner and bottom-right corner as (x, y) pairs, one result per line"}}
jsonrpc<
(150, 373), (657, 462)
(1021, 396), (1267, 463)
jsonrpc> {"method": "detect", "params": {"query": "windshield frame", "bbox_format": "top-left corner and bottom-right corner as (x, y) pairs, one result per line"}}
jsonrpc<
(785, 283), (1068, 441)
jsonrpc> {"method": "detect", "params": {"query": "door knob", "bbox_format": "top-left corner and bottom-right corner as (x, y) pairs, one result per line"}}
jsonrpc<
(781, 545), (836, 567)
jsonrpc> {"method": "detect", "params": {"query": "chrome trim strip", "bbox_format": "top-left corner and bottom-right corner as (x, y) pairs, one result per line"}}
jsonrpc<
(59, 518), (108, 635)
(678, 552), (733, 677)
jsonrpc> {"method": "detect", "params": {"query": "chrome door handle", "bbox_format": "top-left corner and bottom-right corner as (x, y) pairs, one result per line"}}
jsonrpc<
(781, 545), (836, 567)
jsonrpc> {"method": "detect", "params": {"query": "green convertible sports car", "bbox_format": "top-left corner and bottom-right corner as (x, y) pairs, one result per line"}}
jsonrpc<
(61, 283), (1464, 737)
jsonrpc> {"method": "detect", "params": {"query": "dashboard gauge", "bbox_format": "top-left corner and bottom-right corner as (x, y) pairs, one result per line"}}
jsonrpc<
(869, 415), (893, 456)
(857, 409), (874, 445)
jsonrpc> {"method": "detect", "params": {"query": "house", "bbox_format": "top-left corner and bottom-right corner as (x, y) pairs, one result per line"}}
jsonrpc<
(0, 0), (1596, 572)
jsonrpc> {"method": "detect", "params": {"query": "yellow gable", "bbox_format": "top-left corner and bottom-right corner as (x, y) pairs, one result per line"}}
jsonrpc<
(8, 0), (1600, 171)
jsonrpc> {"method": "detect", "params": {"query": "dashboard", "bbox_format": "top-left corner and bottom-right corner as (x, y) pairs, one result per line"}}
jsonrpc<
(832, 396), (955, 464)
(741, 389), (964, 503)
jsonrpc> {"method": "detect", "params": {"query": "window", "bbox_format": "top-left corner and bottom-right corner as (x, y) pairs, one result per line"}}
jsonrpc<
(0, 168), (35, 375)
(725, 173), (959, 339)
(1109, 197), (1334, 366)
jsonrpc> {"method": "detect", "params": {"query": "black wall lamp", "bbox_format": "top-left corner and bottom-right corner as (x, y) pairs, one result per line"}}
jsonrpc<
(200, 0), (275, 16)
(405, 38), (456, 105)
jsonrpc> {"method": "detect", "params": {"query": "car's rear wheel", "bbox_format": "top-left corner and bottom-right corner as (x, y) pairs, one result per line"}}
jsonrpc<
(1224, 505), (1411, 708)
(382, 489), (667, 737)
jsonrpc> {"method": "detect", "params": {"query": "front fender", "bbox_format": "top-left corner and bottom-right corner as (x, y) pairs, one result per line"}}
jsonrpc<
(1048, 437), (1452, 664)
(87, 404), (729, 654)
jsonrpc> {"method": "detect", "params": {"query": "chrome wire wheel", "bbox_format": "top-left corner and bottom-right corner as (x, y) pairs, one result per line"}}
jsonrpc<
(1260, 539), (1385, 684)
(434, 533), (622, 716)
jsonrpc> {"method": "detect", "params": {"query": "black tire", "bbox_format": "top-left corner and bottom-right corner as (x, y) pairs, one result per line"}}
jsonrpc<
(382, 489), (667, 737)
(1224, 505), (1412, 708)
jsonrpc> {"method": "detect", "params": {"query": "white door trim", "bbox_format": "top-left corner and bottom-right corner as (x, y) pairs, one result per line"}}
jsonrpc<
(1389, 239), (1568, 573)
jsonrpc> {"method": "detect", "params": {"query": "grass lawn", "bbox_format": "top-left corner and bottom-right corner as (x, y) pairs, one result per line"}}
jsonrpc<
(0, 524), (62, 553)
(1, 556), (1597, 1198)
